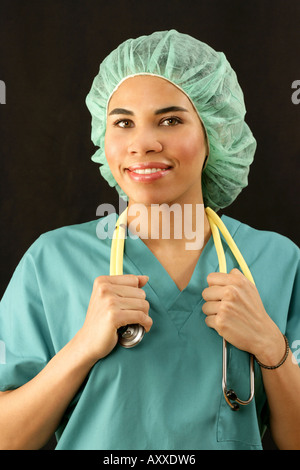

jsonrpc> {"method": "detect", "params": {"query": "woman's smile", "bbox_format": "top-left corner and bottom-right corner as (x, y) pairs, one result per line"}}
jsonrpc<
(125, 161), (173, 182)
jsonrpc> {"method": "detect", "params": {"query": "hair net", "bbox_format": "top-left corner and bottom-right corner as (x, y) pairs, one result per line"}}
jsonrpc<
(86, 30), (256, 211)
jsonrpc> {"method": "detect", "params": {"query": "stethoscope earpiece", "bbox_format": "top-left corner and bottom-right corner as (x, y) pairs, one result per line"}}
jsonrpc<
(226, 389), (237, 400)
(225, 389), (240, 411)
(231, 403), (240, 412)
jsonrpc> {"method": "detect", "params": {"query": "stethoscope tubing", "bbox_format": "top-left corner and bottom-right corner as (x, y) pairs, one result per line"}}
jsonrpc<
(110, 206), (255, 410)
(206, 207), (255, 410)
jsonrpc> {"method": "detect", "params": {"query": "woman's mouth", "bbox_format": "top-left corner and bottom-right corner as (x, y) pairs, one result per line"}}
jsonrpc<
(125, 166), (173, 182)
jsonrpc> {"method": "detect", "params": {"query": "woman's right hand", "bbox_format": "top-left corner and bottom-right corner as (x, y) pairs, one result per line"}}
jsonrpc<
(77, 274), (152, 364)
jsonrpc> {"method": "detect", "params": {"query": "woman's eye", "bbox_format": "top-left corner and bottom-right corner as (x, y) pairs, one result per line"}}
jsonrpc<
(114, 119), (134, 128)
(161, 117), (182, 126)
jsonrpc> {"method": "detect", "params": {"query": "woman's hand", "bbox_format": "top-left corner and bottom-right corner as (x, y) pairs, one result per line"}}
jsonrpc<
(77, 274), (152, 364)
(202, 268), (285, 365)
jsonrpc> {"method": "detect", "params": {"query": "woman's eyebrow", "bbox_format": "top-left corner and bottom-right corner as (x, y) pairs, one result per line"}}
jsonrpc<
(154, 106), (189, 115)
(108, 106), (189, 116)
(108, 108), (134, 116)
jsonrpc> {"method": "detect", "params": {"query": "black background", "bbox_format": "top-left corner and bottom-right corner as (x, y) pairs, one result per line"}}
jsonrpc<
(0, 0), (299, 451)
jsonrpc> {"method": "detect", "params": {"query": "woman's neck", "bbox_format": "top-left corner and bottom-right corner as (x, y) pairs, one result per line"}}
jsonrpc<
(126, 200), (211, 254)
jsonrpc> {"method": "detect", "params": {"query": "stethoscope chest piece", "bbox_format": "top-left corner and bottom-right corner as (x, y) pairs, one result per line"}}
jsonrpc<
(118, 324), (145, 348)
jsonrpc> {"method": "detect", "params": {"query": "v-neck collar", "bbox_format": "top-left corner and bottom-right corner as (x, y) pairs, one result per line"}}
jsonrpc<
(125, 226), (216, 312)
(102, 212), (241, 314)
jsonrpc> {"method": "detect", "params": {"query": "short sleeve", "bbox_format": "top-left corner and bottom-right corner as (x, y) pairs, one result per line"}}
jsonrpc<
(0, 246), (53, 391)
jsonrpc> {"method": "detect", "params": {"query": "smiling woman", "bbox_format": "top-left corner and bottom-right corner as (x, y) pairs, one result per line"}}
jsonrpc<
(0, 30), (299, 451)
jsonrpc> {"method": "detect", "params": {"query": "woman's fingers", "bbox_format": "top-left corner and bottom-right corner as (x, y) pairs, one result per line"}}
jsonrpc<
(119, 295), (149, 311)
(202, 285), (224, 301)
(114, 284), (147, 300)
(206, 268), (244, 286)
(103, 274), (149, 288)
(201, 301), (220, 316)
(116, 309), (153, 332)
(95, 275), (148, 298)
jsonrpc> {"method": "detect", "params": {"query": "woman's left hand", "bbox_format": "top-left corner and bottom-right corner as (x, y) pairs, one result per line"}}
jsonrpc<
(202, 268), (285, 364)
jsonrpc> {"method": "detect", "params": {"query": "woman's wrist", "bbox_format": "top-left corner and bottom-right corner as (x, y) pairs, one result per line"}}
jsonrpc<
(71, 326), (118, 368)
(256, 334), (289, 369)
(68, 329), (101, 370)
(254, 330), (287, 368)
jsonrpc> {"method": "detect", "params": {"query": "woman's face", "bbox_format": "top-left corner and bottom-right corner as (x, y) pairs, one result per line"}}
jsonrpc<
(105, 75), (208, 206)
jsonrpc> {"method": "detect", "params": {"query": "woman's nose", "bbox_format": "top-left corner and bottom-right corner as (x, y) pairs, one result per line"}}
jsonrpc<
(127, 129), (163, 155)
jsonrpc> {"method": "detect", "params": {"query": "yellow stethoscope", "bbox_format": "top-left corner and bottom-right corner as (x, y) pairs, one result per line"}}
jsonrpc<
(110, 206), (255, 411)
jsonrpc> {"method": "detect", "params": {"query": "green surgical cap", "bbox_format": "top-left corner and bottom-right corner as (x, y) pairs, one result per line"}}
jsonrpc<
(86, 30), (256, 211)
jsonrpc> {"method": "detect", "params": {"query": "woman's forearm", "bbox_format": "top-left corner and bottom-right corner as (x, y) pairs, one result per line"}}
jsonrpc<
(260, 350), (300, 450)
(0, 331), (96, 450)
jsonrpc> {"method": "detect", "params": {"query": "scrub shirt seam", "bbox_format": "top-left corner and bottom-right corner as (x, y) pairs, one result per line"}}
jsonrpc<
(27, 249), (57, 360)
(221, 215), (241, 240)
(176, 297), (205, 333)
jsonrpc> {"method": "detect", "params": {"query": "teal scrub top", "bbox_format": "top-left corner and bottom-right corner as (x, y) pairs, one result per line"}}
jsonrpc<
(0, 213), (299, 450)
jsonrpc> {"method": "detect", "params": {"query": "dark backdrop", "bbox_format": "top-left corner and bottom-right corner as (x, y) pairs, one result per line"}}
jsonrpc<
(0, 0), (299, 451)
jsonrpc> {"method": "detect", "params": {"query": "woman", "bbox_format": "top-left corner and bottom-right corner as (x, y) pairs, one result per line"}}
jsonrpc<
(0, 30), (299, 450)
